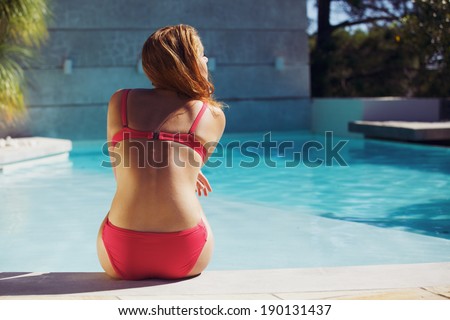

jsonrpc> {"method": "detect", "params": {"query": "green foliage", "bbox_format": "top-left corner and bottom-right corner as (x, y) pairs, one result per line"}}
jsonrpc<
(401, 0), (450, 96)
(311, 26), (416, 96)
(0, 0), (51, 124)
(311, 0), (450, 97)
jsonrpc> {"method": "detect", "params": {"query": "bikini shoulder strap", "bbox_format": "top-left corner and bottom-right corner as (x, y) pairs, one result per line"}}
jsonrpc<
(120, 89), (131, 127)
(188, 102), (207, 134)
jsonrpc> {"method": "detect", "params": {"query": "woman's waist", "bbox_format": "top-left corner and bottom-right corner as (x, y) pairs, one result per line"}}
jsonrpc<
(108, 193), (203, 232)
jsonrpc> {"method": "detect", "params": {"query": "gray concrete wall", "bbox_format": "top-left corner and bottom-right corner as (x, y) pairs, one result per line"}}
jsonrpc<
(312, 98), (443, 138)
(1, 0), (310, 140)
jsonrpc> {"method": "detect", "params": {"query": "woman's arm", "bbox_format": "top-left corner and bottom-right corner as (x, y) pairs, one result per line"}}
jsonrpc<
(201, 106), (226, 164)
(106, 90), (125, 179)
(195, 106), (226, 196)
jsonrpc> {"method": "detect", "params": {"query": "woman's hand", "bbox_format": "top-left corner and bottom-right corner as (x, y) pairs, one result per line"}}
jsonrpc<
(195, 171), (212, 196)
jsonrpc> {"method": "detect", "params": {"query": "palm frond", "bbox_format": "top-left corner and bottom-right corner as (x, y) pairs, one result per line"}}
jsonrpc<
(0, 0), (51, 46)
(0, 0), (51, 124)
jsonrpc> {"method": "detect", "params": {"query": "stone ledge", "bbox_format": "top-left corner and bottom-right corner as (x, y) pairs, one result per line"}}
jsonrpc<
(0, 137), (72, 173)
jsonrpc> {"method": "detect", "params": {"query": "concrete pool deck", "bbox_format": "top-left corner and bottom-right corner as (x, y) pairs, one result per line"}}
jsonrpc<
(1, 262), (449, 300)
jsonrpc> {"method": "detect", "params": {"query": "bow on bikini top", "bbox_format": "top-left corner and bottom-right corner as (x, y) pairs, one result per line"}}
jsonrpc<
(111, 89), (208, 162)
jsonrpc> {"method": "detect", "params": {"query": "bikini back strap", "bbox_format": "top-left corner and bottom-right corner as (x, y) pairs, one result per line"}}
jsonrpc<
(120, 89), (131, 127)
(188, 102), (207, 134)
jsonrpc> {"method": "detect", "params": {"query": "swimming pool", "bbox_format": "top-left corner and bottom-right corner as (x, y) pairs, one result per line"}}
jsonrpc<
(0, 131), (449, 272)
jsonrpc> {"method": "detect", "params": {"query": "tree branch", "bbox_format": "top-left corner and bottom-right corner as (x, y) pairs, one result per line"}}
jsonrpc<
(331, 16), (400, 30)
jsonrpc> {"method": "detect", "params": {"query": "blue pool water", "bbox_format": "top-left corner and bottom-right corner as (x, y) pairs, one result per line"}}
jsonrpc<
(1, 131), (449, 272)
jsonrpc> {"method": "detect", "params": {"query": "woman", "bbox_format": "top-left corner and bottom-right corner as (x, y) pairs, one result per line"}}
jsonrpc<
(97, 25), (226, 280)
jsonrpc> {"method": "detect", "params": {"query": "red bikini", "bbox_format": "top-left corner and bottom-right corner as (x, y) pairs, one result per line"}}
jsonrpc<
(102, 218), (207, 280)
(111, 89), (208, 162)
(103, 89), (209, 280)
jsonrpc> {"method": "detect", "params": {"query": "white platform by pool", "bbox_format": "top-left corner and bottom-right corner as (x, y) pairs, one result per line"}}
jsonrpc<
(348, 121), (450, 142)
(0, 137), (72, 173)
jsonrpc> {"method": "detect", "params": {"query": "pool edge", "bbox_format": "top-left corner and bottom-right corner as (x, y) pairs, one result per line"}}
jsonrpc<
(1, 262), (449, 300)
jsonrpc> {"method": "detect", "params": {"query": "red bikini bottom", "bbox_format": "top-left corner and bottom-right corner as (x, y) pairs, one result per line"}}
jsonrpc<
(102, 217), (207, 280)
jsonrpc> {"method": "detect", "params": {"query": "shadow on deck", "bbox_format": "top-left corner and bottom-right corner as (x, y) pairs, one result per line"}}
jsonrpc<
(0, 272), (184, 296)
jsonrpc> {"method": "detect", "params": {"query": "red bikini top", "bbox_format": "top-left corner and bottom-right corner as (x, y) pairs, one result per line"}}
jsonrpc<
(111, 89), (208, 162)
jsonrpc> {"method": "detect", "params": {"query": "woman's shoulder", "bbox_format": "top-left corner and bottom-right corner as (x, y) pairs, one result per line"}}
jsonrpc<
(207, 102), (226, 126)
(209, 105), (226, 125)
(110, 88), (125, 100)
(190, 100), (225, 140)
(189, 100), (225, 121)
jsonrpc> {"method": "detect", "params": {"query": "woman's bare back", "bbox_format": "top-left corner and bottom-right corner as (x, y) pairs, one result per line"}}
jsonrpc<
(106, 88), (224, 232)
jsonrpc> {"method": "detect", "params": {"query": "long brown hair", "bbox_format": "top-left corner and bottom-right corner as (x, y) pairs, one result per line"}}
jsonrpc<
(142, 25), (222, 108)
